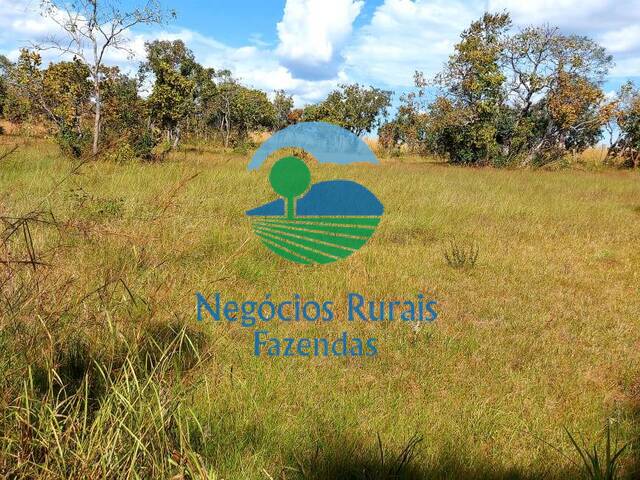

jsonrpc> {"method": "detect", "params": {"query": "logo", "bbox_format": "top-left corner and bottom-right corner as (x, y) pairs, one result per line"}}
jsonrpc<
(246, 122), (384, 265)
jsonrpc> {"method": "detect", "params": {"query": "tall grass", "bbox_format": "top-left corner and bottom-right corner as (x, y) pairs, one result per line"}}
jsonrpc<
(566, 421), (629, 480)
(0, 325), (215, 479)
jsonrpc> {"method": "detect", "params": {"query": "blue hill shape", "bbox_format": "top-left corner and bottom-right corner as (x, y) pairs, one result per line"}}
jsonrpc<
(246, 180), (383, 217)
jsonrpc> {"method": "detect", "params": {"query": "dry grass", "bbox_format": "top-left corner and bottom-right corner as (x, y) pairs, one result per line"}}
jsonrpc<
(1, 138), (639, 479)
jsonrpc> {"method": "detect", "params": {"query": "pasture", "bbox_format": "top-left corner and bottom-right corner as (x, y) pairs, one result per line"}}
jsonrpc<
(1, 136), (639, 479)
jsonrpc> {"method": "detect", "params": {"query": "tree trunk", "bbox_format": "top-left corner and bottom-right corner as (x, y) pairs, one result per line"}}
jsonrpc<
(172, 127), (180, 148)
(92, 78), (101, 156)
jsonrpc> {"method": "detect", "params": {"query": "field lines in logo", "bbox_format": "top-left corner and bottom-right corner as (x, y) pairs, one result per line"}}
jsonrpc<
(251, 216), (380, 265)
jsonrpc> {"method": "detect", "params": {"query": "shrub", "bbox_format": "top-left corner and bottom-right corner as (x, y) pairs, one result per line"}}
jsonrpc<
(105, 142), (137, 163)
(133, 130), (159, 160)
(55, 125), (91, 158)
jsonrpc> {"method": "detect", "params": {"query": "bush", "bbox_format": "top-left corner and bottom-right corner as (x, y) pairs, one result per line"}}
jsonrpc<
(133, 130), (159, 160)
(55, 125), (90, 158)
(104, 142), (137, 163)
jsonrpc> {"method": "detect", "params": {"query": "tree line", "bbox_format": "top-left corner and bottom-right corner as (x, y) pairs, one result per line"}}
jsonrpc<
(0, 42), (390, 161)
(379, 13), (640, 167)
(0, 2), (637, 167)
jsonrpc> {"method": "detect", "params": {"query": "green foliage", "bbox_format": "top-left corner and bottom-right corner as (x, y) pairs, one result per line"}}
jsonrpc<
(0, 55), (12, 117)
(379, 74), (432, 154)
(303, 83), (392, 136)
(142, 40), (202, 148)
(56, 124), (90, 158)
(104, 142), (137, 163)
(100, 66), (159, 160)
(0, 10), (632, 167)
(2, 50), (93, 156)
(42, 58), (92, 129)
(2, 50), (41, 123)
(207, 74), (276, 146)
(430, 13), (510, 165)
(272, 89), (294, 130)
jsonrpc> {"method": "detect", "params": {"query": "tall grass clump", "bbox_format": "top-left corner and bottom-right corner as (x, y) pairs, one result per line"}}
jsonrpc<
(0, 326), (216, 479)
(443, 237), (479, 269)
(565, 420), (629, 480)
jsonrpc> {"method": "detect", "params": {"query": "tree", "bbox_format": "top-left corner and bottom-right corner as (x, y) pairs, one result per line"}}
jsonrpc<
(142, 40), (199, 148)
(269, 156), (311, 219)
(391, 12), (613, 166)
(100, 66), (153, 158)
(430, 12), (511, 164)
(380, 72), (432, 154)
(207, 73), (275, 147)
(287, 108), (304, 125)
(38, 0), (170, 155)
(303, 83), (392, 136)
(0, 55), (12, 119)
(42, 58), (93, 155)
(272, 90), (294, 130)
(606, 82), (640, 167)
(4, 50), (92, 154)
(2, 50), (41, 124)
(501, 26), (612, 162)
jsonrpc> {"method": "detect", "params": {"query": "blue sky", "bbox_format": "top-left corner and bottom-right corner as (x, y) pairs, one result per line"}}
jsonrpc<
(2, 0), (640, 106)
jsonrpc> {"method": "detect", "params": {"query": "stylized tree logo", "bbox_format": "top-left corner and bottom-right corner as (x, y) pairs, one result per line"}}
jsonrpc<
(269, 156), (311, 219)
(246, 122), (384, 265)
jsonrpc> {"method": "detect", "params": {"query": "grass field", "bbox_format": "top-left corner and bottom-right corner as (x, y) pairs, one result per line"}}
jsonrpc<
(1, 136), (639, 479)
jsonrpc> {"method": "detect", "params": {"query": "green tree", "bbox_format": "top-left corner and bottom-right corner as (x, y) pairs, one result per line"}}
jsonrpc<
(501, 25), (612, 163)
(207, 73), (275, 147)
(100, 66), (154, 159)
(303, 83), (392, 136)
(380, 72), (432, 154)
(4, 50), (92, 155)
(142, 40), (200, 148)
(269, 156), (311, 219)
(42, 58), (93, 155)
(2, 50), (39, 124)
(606, 82), (640, 167)
(429, 12), (511, 164)
(272, 89), (294, 130)
(0, 55), (12, 119)
(390, 13), (612, 166)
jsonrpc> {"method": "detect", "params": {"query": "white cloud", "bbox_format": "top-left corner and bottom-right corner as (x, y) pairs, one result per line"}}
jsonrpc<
(0, 0), (342, 105)
(488, 0), (640, 31)
(276, 0), (363, 79)
(488, 0), (640, 76)
(1, 0), (639, 108)
(0, 1), (59, 41)
(344, 0), (640, 86)
(150, 28), (345, 105)
(344, 0), (483, 86)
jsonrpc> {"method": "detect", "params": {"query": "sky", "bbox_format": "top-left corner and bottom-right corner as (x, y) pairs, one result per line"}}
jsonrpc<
(2, 0), (640, 106)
